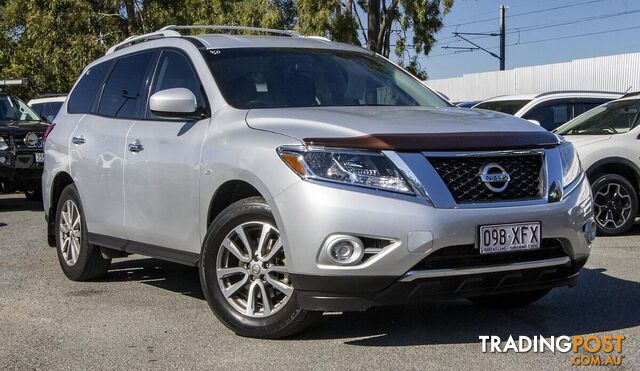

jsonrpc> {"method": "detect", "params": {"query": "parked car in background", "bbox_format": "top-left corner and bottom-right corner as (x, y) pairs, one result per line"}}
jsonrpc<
(0, 89), (48, 200)
(455, 100), (481, 108)
(28, 94), (66, 123)
(43, 25), (595, 339)
(473, 91), (622, 131)
(555, 93), (640, 235)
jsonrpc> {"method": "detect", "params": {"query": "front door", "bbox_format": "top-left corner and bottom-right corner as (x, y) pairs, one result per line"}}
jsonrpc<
(124, 49), (210, 253)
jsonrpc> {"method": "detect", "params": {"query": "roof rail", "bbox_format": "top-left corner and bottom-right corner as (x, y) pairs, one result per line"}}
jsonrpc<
(534, 90), (624, 98)
(105, 29), (181, 55)
(159, 25), (301, 37)
(105, 25), (302, 55)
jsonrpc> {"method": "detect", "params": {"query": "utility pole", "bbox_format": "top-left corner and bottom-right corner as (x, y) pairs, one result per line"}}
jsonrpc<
(499, 5), (506, 70)
(441, 5), (508, 71)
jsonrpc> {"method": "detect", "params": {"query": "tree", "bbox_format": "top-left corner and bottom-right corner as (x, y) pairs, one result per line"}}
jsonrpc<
(296, 0), (454, 79)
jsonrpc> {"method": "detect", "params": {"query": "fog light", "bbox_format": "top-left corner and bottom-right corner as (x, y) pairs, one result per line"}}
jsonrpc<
(324, 235), (364, 265)
(584, 219), (597, 243)
(0, 156), (6, 164)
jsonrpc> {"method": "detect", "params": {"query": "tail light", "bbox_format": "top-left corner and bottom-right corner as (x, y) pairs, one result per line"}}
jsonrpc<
(43, 123), (56, 141)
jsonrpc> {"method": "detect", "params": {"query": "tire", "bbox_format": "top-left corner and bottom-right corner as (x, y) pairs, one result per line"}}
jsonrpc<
(199, 196), (320, 339)
(24, 183), (42, 202)
(55, 184), (110, 281)
(468, 288), (551, 307)
(591, 174), (638, 236)
(0, 181), (16, 193)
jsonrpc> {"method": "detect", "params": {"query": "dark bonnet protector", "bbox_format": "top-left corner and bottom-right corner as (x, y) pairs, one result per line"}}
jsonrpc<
(303, 131), (562, 151)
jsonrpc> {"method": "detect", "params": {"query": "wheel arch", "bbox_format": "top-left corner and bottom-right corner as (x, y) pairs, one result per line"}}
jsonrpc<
(586, 157), (640, 196)
(47, 171), (75, 247)
(207, 179), (266, 228)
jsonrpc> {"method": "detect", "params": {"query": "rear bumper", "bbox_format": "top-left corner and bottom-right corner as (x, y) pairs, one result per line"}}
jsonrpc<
(292, 256), (587, 311)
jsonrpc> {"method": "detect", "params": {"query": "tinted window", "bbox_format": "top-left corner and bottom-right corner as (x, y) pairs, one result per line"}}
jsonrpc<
(31, 103), (45, 116)
(204, 48), (448, 109)
(148, 50), (206, 118)
(474, 100), (531, 115)
(68, 61), (113, 113)
(556, 100), (640, 135)
(523, 103), (570, 131)
(98, 52), (154, 118)
(42, 101), (63, 122)
(0, 96), (40, 123)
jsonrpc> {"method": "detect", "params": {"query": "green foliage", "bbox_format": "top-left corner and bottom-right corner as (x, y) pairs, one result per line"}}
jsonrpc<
(0, 0), (452, 99)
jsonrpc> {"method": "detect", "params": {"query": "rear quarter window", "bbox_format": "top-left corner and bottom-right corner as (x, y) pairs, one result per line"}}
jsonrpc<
(68, 61), (113, 114)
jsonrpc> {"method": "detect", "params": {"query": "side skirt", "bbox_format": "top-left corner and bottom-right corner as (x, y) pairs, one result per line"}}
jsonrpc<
(87, 233), (200, 267)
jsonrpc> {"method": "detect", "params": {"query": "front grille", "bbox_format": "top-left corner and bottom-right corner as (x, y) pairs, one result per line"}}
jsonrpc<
(12, 132), (44, 150)
(412, 238), (567, 271)
(427, 153), (543, 203)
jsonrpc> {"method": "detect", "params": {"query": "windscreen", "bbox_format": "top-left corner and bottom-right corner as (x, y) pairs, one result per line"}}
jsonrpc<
(203, 48), (449, 109)
(0, 95), (41, 124)
(474, 100), (531, 115)
(555, 99), (640, 135)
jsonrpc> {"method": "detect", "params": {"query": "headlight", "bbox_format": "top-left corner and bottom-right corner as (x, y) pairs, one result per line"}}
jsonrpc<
(277, 146), (413, 194)
(558, 141), (581, 187)
(0, 137), (8, 151)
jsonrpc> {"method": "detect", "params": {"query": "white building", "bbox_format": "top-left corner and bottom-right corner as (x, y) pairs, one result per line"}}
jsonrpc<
(426, 52), (640, 102)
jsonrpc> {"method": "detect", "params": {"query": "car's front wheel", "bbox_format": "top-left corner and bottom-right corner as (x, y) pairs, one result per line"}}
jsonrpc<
(591, 174), (638, 236)
(55, 184), (110, 281)
(24, 183), (42, 202)
(200, 197), (320, 338)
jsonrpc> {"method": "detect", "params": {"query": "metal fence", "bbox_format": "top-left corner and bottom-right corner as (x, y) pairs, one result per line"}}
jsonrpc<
(425, 52), (640, 102)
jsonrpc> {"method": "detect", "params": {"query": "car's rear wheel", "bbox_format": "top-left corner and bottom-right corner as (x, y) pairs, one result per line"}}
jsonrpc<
(200, 197), (320, 338)
(55, 184), (110, 281)
(591, 174), (638, 236)
(468, 288), (551, 307)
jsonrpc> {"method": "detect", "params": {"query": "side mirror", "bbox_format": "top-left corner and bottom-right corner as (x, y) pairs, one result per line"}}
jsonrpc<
(149, 88), (199, 119)
(527, 119), (541, 126)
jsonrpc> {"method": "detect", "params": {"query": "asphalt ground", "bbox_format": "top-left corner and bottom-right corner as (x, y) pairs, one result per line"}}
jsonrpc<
(1, 193), (639, 370)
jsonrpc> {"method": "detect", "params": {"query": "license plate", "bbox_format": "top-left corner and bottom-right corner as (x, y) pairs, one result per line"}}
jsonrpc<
(35, 153), (45, 163)
(479, 222), (541, 255)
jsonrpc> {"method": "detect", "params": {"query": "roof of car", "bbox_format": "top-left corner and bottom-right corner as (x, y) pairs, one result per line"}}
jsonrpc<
(479, 91), (623, 103)
(191, 34), (367, 53)
(28, 95), (66, 105)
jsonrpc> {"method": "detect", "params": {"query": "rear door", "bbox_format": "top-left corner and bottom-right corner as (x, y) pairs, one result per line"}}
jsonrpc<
(70, 51), (156, 238)
(123, 49), (210, 253)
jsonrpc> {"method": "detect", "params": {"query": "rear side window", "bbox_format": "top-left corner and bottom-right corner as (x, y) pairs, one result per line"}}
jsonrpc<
(474, 100), (531, 115)
(31, 103), (44, 116)
(98, 52), (155, 118)
(68, 61), (113, 113)
(523, 104), (569, 131)
(42, 101), (63, 122)
(147, 50), (206, 118)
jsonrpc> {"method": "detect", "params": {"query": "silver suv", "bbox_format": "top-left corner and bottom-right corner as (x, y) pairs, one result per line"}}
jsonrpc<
(43, 26), (596, 338)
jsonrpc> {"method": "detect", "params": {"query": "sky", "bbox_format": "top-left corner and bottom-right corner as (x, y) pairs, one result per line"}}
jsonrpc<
(417, 0), (640, 79)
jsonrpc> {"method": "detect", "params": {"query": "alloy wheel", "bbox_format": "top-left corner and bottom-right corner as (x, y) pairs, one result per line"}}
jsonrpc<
(59, 199), (82, 266)
(216, 221), (292, 318)
(594, 182), (633, 230)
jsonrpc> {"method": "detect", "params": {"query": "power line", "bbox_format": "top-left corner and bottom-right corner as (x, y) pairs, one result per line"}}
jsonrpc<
(442, 0), (604, 29)
(512, 24), (640, 46)
(428, 24), (640, 58)
(435, 8), (640, 48)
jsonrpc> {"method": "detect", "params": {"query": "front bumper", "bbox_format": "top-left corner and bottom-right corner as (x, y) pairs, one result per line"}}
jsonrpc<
(0, 150), (44, 187)
(274, 171), (594, 311)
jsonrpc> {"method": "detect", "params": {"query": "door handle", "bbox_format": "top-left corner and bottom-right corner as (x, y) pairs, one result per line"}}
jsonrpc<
(71, 136), (85, 145)
(128, 139), (144, 153)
